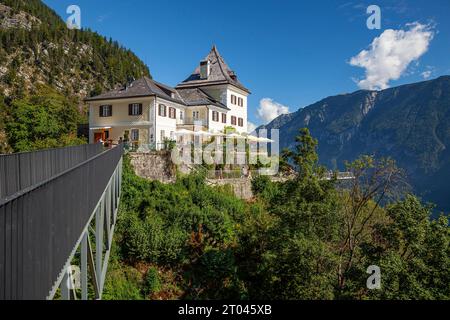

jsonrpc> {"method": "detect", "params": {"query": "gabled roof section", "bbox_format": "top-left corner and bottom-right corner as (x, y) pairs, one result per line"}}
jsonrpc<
(85, 77), (185, 104)
(176, 46), (250, 93)
(177, 88), (230, 110)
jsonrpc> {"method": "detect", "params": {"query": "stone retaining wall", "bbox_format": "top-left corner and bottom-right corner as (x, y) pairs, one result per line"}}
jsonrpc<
(206, 178), (254, 200)
(129, 152), (176, 184)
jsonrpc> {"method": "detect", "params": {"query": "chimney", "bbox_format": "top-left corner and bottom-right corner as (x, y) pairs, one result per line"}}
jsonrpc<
(124, 76), (135, 91)
(199, 60), (210, 79)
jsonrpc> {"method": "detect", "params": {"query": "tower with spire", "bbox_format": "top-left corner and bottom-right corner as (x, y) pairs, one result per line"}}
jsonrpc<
(176, 45), (250, 133)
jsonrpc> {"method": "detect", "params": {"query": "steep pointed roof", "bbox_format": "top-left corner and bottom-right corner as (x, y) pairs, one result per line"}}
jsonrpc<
(176, 46), (250, 93)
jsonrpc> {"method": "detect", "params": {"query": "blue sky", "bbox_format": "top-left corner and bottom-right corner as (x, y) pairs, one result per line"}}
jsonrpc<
(43, 0), (450, 128)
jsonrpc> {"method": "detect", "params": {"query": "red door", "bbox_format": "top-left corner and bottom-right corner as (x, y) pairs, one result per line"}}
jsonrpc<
(94, 132), (103, 142)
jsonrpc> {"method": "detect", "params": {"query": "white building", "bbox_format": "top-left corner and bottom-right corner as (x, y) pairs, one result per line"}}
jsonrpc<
(86, 46), (250, 146)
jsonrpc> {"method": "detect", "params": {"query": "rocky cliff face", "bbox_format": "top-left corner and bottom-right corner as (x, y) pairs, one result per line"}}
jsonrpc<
(0, 0), (150, 100)
(260, 76), (450, 212)
(0, 3), (41, 30)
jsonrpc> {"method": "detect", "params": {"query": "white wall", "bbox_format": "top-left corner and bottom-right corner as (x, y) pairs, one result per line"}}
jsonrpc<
(227, 86), (248, 133)
(207, 107), (228, 133)
(202, 84), (249, 133)
(154, 97), (185, 143)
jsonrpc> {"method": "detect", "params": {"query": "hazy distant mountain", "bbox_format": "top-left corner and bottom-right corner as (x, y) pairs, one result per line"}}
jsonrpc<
(260, 76), (450, 212)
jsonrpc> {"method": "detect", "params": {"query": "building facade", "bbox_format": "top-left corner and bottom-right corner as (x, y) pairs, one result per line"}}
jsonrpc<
(86, 46), (250, 146)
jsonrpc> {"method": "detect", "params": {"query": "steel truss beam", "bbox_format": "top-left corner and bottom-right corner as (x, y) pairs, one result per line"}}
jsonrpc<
(46, 157), (123, 300)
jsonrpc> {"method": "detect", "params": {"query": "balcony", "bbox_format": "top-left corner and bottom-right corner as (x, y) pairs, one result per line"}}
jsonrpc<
(180, 117), (207, 126)
(177, 117), (208, 131)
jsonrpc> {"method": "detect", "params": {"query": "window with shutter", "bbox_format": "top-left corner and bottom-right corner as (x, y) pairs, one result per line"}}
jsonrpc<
(100, 105), (112, 117)
(159, 104), (167, 117)
(231, 116), (237, 125)
(222, 113), (227, 123)
(129, 103), (142, 116)
(212, 111), (219, 122)
(169, 107), (176, 119)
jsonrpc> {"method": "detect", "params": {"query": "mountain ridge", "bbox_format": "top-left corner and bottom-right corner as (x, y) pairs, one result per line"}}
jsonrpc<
(0, 0), (151, 100)
(260, 75), (450, 211)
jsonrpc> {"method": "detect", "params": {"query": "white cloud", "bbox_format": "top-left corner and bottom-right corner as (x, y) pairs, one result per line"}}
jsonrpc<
(349, 22), (434, 90)
(421, 70), (432, 79)
(257, 98), (290, 123)
(421, 66), (436, 79)
(247, 121), (257, 133)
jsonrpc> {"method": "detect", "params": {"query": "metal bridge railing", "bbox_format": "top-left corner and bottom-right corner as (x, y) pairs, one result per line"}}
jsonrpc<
(0, 144), (123, 300)
(0, 143), (103, 199)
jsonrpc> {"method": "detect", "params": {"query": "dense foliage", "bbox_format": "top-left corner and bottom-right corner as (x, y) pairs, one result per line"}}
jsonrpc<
(105, 129), (450, 300)
(1, 86), (85, 152)
(104, 158), (250, 299)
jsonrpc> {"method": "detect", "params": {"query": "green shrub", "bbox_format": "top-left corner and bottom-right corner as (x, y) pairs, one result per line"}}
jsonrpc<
(103, 265), (143, 300)
(143, 267), (161, 296)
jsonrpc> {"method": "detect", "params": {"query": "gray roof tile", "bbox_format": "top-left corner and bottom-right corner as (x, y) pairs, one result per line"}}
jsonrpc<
(85, 77), (185, 104)
(177, 88), (229, 110)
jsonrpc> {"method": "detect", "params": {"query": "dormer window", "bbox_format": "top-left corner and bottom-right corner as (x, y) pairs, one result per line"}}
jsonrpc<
(199, 60), (210, 79)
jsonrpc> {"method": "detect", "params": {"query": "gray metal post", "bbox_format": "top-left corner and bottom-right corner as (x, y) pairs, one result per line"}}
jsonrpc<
(105, 185), (111, 250)
(61, 270), (69, 300)
(81, 232), (88, 300)
(95, 203), (104, 292)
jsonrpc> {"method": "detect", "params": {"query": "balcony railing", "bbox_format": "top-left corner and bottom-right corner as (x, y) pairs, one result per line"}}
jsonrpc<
(178, 118), (207, 126)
